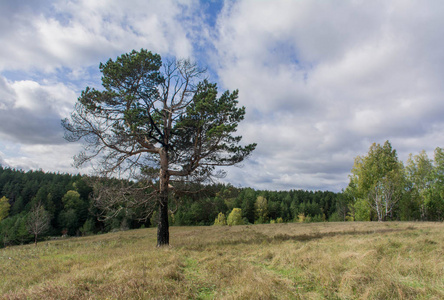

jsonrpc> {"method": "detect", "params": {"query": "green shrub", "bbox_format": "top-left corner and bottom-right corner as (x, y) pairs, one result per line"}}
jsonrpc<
(328, 212), (342, 222)
(311, 214), (324, 223)
(227, 208), (244, 226)
(214, 212), (227, 226)
(297, 213), (305, 223)
(80, 219), (95, 236)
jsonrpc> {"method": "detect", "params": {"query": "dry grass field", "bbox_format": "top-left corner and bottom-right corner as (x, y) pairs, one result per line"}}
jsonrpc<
(1, 222), (444, 299)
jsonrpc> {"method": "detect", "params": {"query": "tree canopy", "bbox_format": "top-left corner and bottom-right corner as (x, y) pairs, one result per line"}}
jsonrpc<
(347, 141), (444, 221)
(63, 49), (256, 246)
(349, 141), (405, 221)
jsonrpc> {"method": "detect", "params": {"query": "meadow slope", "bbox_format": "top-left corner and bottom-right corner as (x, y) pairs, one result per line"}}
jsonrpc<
(1, 222), (444, 299)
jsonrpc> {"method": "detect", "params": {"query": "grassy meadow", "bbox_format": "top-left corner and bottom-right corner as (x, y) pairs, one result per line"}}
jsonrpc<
(1, 222), (444, 299)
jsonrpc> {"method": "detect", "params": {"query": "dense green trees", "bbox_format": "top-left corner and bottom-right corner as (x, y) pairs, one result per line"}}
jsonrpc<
(406, 147), (444, 221)
(0, 196), (10, 221)
(1, 140), (444, 248)
(59, 190), (89, 235)
(405, 150), (433, 220)
(0, 166), (346, 247)
(0, 167), (97, 247)
(349, 141), (405, 221)
(348, 141), (444, 221)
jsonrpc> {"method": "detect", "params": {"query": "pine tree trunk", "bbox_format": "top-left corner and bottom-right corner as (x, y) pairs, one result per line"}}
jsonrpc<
(157, 148), (170, 247)
(157, 194), (169, 247)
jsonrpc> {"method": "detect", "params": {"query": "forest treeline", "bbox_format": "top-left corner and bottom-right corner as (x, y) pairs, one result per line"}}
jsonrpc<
(1, 140), (444, 247)
(0, 166), (341, 247)
(346, 141), (444, 223)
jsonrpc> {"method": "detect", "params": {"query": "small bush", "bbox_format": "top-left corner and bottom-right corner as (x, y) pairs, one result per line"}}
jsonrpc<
(80, 219), (95, 236)
(227, 208), (244, 226)
(328, 212), (342, 222)
(311, 214), (324, 223)
(214, 212), (227, 226)
(297, 213), (305, 223)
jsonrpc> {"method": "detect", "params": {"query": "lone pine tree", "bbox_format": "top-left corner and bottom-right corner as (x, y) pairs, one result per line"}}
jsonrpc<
(63, 49), (256, 246)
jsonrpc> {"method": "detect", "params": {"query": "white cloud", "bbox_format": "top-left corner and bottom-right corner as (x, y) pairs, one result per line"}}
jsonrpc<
(2, 0), (444, 191)
(0, 151), (9, 168)
(0, 0), (206, 178)
(3, 143), (87, 174)
(0, 76), (77, 144)
(211, 0), (444, 190)
(0, 0), (200, 73)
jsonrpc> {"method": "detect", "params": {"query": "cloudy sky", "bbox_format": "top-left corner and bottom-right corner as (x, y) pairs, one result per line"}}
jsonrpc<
(1, 0), (444, 192)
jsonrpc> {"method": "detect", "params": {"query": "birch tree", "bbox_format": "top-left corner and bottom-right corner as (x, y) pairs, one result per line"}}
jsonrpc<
(349, 141), (405, 221)
(406, 150), (433, 220)
(27, 203), (50, 246)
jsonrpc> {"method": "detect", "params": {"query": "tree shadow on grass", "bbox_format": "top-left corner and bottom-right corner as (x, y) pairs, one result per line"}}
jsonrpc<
(270, 227), (414, 243)
(181, 226), (416, 250)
